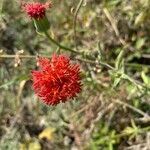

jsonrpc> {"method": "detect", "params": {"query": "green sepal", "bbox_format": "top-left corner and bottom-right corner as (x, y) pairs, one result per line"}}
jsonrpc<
(33, 16), (50, 33)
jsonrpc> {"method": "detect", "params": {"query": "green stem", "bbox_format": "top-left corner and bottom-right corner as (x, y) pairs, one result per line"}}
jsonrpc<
(76, 58), (114, 70)
(44, 31), (81, 54)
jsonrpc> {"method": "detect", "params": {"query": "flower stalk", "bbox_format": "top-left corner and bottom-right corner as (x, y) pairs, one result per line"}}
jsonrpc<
(44, 31), (81, 54)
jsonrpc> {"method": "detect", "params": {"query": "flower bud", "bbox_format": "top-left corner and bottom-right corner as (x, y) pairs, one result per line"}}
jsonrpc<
(22, 1), (52, 32)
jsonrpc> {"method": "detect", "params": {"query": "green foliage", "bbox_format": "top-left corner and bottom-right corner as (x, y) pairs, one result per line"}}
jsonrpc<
(91, 123), (119, 150)
(0, 0), (150, 149)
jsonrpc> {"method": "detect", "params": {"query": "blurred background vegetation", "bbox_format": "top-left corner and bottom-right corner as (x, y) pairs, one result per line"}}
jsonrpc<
(0, 0), (150, 149)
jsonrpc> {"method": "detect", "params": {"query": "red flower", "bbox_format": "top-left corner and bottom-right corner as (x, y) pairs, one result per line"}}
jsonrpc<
(22, 1), (52, 19)
(31, 54), (82, 105)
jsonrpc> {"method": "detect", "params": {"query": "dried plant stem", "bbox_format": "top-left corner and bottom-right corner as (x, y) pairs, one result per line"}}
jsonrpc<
(0, 54), (149, 92)
(1, 54), (150, 70)
(0, 55), (37, 58)
(103, 8), (126, 46)
(73, 0), (84, 49)
(0, 54), (149, 95)
(114, 99), (150, 119)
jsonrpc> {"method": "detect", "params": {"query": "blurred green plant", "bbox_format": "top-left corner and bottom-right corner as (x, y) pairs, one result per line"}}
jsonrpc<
(0, 0), (150, 149)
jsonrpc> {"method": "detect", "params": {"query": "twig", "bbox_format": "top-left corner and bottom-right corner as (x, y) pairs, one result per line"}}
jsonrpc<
(113, 99), (150, 119)
(1, 54), (150, 70)
(17, 80), (27, 108)
(0, 54), (149, 92)
(141, 54), (150, 59)
(103, 8), (126, 46)
(0, 54), (37, 58)
(135, 117), (150, 123)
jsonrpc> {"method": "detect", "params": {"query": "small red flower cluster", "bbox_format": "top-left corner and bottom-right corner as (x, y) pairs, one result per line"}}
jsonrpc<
(22, 1), (52, 19)
(32, 54), (82, 105)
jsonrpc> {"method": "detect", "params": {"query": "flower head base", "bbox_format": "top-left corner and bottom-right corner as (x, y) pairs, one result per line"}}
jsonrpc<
(22, 1), (52, 19)
(32, 54), (82, 106)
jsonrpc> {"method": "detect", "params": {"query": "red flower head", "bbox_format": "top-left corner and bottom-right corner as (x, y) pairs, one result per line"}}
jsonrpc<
(22, 1), (52, 19)
(31, 54), (82, 106)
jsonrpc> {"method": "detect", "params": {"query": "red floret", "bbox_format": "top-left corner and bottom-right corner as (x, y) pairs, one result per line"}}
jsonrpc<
(22, 1), (52, 19)
(31, 54), (82, 105)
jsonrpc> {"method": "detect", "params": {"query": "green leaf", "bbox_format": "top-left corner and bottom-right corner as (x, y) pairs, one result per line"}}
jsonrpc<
(135, 38), (145, 49)
(141, 71), (150, 85)
(113, 76), (122, 87)
(104, 0), (121, 8)
(135, 11), (147, 26)
(131, 119), (138, 130)
(115, 50), (124, 70)
(17, 74), (30, 82)
(90, 141), (97, 150)
(108, 143), (113, 150)
(33, 17), (50, 33)
(123, 127), (135, 135)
